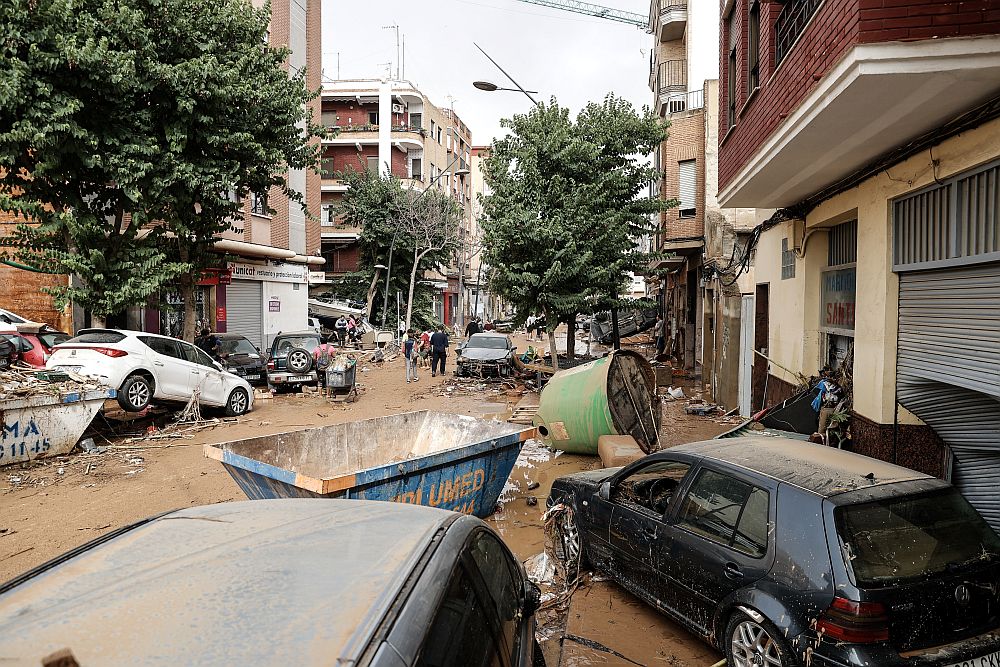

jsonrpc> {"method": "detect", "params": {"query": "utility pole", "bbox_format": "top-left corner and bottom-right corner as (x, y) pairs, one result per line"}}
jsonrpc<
(382, 24), (400, 79)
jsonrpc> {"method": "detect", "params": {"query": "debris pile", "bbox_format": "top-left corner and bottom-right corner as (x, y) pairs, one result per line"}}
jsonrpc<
(0, 369), (107, 401)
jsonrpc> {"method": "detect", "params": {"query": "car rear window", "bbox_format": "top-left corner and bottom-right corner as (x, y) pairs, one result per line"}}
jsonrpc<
(219, 337), (258, 356)
(67, 331), (126, 344)
(837, 488), (1000, 586)
(38, 332), (70, 349)
(272, 336), (319, 354)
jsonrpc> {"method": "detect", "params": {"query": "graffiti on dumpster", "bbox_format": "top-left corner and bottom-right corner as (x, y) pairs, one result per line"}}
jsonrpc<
(392, 468), (487, 514)
(1, 418), (51, 461)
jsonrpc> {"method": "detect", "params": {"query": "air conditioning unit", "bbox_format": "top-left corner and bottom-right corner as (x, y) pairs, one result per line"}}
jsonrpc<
(392, 103), (405, 114)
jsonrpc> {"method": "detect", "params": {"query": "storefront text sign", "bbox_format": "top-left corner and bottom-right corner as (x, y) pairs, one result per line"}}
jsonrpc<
(217, 306), (227, 322)
(821, 267), (856, 332)
(268, 300), (280, 313)
(227, 261), (307, 284)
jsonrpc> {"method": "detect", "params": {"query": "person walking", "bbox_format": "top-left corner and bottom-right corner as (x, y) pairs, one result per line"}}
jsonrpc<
(430, 325), (450, 377)
(465, 317), (481, 338)
(403, 329), (419, 383)
(195, 328), (220, 359)
(653, 315), (666, 357)
(314, 336), (335, 390)
(418, 330), (431, 369)
(334, 315), (348, 346)
(346, 315), (358, 346)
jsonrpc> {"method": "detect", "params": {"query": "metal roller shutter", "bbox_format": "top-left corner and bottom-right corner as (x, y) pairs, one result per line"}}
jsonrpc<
(897, 262), (1000, 529)
(678, 160), (696, 211)
(227, 280), (263, 351)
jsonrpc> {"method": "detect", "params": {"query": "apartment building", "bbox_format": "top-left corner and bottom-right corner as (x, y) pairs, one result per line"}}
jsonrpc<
(318, 79), (476, 325)
(718, 0), (1000, 526)
(648, 0), (756, 413)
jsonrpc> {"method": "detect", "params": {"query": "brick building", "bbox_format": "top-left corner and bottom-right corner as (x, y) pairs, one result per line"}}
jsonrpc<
(717, 0), (1000, 526)
(318, 79), (475, 325)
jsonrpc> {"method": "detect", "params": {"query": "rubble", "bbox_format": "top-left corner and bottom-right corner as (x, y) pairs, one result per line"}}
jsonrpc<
(0, 369), (108, 401)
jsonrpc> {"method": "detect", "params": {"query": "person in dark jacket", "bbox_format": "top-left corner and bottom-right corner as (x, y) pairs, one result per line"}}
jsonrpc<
(429, 326), (450, 377)
(465, 318), (481, 338)
(195, 328), (220, 359)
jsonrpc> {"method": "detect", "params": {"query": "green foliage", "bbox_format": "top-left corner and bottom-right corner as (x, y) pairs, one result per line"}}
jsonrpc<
(480, 95), (669, 330)
(0, 0), (321, 316)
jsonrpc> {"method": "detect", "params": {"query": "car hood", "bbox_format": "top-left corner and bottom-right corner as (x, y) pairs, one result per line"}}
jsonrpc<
(557, 467), (622, 487)
(460, 348), (512, 361)
(223, 355), (264, 368)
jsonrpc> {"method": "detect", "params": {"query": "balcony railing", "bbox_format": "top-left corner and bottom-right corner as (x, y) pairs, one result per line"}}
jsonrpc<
(661, 89), (704, 115)
(332, 124), (427, 137)
(775, 0), (824, 66)
(657, 59), (687, 94)
(650, 0), (688, 40)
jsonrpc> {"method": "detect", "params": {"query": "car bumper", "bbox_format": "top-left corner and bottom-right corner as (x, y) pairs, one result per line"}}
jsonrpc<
(799, 627), (1000, 666)
(456, 359), (512, 377)
(229, 369), (267, 385)
(268, 372), (318, 385)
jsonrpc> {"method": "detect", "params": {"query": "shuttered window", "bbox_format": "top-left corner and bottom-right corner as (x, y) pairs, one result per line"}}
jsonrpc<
(828, 220), (857, 267)
(678, 159), (696, 218)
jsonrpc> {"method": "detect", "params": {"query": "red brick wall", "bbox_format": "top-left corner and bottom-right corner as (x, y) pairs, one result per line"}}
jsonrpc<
(661, 111), (706, 241)
(719, 0), (1000, 192)
(321, 244), (360, 274)
(0, 219), (72, 330)
(322, 101), (410, 128)
(323, 145), (409, 178)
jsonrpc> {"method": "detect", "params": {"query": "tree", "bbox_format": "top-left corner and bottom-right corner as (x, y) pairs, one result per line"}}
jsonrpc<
(479, 96), (668, 368)
(0, 0), (320, 338)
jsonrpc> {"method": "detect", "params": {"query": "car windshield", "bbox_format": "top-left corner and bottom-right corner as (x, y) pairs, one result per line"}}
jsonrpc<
(837, 488), (1000, 586)
(219, 337), (257, 356)
(468, 337), (508, 350)
(273, 336), (319, 354)
(65, 331), (126, 344)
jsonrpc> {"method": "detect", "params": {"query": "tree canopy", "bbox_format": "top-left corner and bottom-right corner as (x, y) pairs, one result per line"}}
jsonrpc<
(479, 95), (668, 364)
(0, 0), (320, 330)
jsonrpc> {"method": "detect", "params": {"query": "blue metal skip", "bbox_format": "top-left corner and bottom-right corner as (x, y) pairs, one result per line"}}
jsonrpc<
(205, 411), (534, 518)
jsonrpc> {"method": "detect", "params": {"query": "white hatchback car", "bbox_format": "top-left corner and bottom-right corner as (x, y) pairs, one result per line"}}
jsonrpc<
(47, 329), (254, 415)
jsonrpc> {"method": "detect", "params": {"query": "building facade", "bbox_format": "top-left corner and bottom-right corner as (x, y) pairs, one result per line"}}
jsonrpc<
(718, 0), (1000, 525)
(318, 79), (476, 325)
(648, 0), (757, 413)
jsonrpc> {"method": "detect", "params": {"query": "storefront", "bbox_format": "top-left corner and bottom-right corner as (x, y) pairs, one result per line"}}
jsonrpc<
(224, 261), (309, 351)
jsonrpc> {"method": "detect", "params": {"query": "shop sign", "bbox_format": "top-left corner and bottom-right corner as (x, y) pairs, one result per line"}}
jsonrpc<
(821, 266), (856, 332)
(219, 270), (232, 285)
(268, 300), (281, 313)
(217, 306), (227, 322)
(227, 261), (307, 284)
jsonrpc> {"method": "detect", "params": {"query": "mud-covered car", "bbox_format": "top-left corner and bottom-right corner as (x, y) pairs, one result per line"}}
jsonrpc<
(216, 333), (267, 386)
(266, 330), (320, 391)
(456, 333), (515, 378)
(547, 437), (1000, 667)
(0, 500), (542, 666)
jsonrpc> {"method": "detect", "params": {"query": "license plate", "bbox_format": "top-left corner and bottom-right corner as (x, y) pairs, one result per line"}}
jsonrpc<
(288, 375), (311, 382)
(243, 374), (260, 380)
(946, 650), (1000, 667)
(56, 365), (83, 372)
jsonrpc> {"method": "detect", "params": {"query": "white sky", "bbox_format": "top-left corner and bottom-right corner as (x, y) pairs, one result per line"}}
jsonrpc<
(322, 0), (719, 144)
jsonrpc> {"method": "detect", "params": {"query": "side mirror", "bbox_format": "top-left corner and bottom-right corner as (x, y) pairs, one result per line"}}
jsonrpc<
(522, 579), (542, 617)
(255, 346), (261, 353)
(598, 481), (611, 501)
(213, 361), (224, 371)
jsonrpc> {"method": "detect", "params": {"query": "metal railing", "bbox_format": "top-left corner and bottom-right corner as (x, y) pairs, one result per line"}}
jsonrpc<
(775, 0), (824, 65)
(659, 89), (703, 115)
(657, 59), (687, 94)
(650, 0), (686, 28)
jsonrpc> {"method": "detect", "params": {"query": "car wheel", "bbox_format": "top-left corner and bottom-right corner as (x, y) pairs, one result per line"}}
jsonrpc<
(286, 347), (312, 374)
(117, 374), (152, 412)
(726, 611), (796, 667)
(224, 388), (250, 416)
(553, 504), (589, 572)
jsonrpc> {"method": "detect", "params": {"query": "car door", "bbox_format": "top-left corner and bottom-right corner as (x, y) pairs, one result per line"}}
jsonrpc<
(605, 459), (693, 608)
(662, 466), (776, 634)
(465, 530), (531, 667)
(177, 341), (226, 405)
(138, 336), (188, 398)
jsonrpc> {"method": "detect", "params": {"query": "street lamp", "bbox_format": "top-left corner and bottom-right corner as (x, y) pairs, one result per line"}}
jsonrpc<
(380, 154), (471, 332)
(472, 43), (540, 106)
(473, 80), (539, 94)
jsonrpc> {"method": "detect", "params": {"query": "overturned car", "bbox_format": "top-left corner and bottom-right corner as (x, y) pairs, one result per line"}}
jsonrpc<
(455, 333), (515, 378)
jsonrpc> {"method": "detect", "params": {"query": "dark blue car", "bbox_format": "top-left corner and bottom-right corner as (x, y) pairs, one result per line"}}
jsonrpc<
(547, 437), (1000, 667)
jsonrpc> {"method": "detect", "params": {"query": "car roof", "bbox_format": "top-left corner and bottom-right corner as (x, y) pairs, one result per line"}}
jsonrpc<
(670, 437), (932, 497)
(274, 330), (319, 337)
(469, 332), (508, 339)
(0, 500), (455, 665)
(215, 333), (250, 339)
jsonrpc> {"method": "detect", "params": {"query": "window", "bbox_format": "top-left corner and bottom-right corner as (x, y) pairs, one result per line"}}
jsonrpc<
(678, 159), (696, 218)
(320, 110), (337, 127)
(411, 157), (423, 180)
(321, 204), (336, 226)
(180, 341), (216, 368)
(726, 8), (738, 127)
(368, 111), (378, 125)
(251, 192), (268, 217)
(781, 237), (795, 279)
(366, 156), (379, 173)
(748, 1), (760, 93)
(612, 460), (691, 516)
(410, 112), (422, 129)
(417, 566), (502, 667)
(437, 127), (442, 144)
(468, 532), (521, 662)
(678, 469), (769, 558)
(140, 336), (182, 360)
(320, 157), (335, 179)
(70, 331), (126, 344)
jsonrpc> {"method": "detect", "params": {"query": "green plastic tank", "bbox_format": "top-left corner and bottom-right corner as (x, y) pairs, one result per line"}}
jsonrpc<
(534, 350), (659, 455)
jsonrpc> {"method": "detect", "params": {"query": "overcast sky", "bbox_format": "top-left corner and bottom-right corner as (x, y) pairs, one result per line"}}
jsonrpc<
(322, 0), (719, 144)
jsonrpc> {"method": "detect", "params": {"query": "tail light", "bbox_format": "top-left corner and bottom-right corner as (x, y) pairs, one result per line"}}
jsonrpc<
(93, 347), (128, 358)
(816, 596), (890, 643)
(267, 360), (275, 370)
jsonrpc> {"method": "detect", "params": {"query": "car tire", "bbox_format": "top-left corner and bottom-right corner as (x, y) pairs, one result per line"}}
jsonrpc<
(554, 504), (589, 572)
(286, 347), (312, 374)
(532, 638), (546, 667)
(117, 374), (152, 412)
(725, 611), (797, 667)
(224, 387), (250, 416)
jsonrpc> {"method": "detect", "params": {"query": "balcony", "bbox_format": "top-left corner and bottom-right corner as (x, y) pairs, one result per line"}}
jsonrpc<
(657, 88), (703, 118)
(322, 125), (425, 152)
(650, 0), (687, 42)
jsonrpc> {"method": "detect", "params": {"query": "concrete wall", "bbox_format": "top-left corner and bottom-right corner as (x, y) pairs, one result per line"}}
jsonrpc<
(262, 280), (308, 348)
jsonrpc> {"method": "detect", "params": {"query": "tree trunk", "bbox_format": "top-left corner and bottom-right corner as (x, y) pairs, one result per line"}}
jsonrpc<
(90, 313), (106, 329)
(565, 313), (576, 359)
(404, 247), (423, 332)
(611, 307), (621, 351)
(365, 269), (381, 320)
(543, 307), (560, 371)
(178, 243), (197, 342)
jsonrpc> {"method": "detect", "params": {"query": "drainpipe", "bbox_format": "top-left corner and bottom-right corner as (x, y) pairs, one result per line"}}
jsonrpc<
(1, 258), (53, 274)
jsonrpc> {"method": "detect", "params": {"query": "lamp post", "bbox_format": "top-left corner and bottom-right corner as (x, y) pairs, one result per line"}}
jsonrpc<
(379, 154), (470, 332)
(472, 43), (541, 106)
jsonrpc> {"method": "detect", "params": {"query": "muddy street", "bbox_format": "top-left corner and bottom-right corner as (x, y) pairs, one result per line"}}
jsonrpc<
(1, 331), (730, 666)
